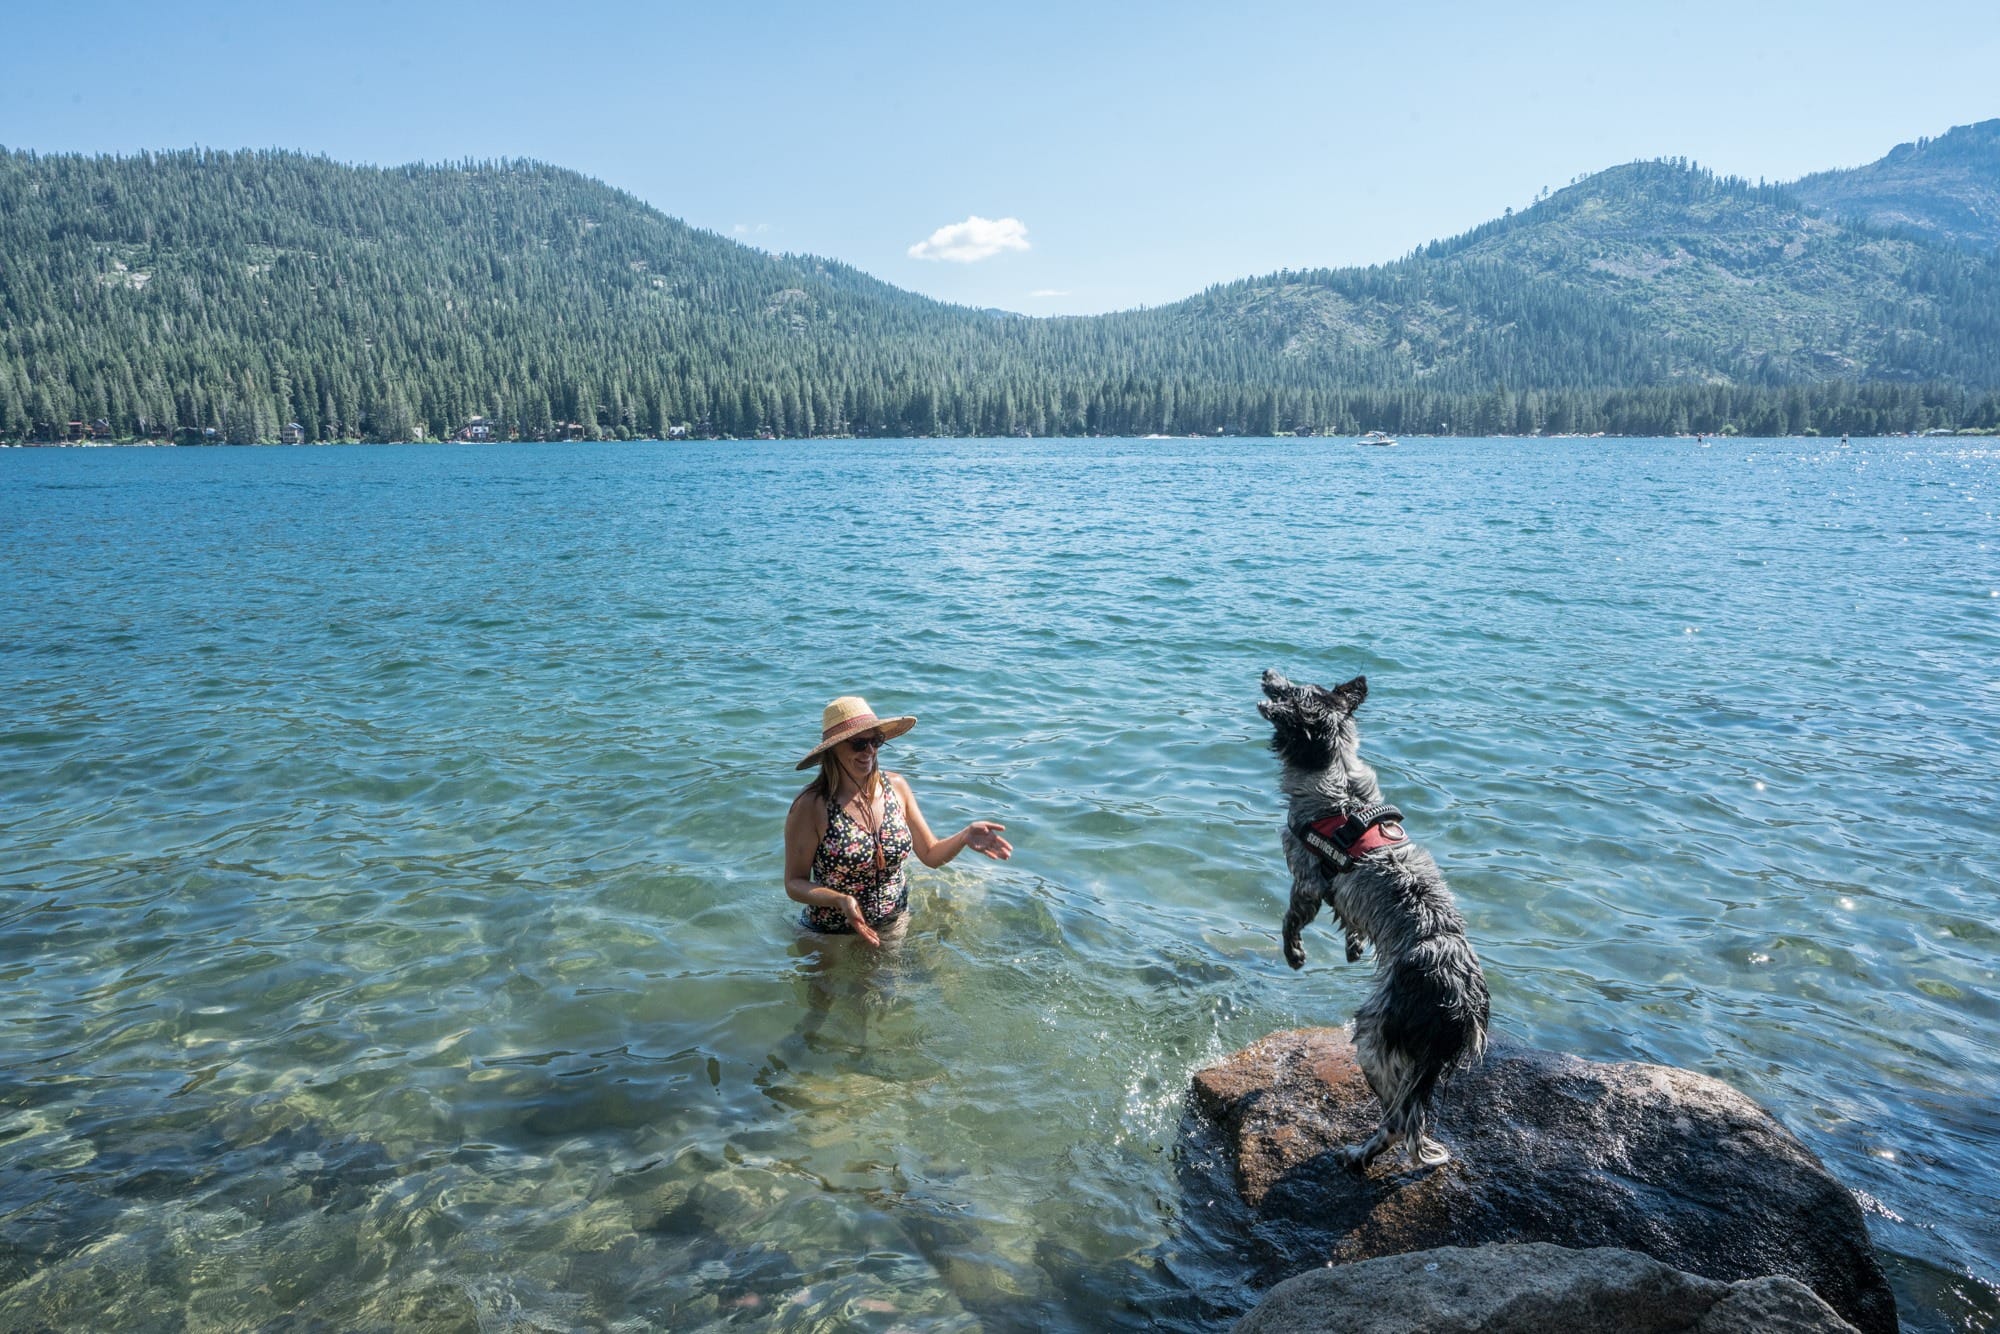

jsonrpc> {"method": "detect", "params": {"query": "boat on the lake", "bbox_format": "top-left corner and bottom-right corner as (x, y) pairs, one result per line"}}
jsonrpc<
(1357, 430), (1399, 447)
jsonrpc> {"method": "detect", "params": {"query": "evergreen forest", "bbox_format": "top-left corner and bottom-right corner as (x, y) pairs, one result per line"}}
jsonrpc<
(4, 143), (2000, 443)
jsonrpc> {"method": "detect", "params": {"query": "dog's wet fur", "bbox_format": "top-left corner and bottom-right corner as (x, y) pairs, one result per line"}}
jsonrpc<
(1259, 669), (1490, 1171)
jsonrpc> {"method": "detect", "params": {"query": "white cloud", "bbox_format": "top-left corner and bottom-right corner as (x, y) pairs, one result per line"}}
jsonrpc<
(908, 215), (1030, 263)
(732, 222), (771, 237)
(1029, 288), (1069, 298)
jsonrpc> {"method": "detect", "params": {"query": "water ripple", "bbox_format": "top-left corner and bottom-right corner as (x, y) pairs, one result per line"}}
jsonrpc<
(2, 437), (1997, 1331)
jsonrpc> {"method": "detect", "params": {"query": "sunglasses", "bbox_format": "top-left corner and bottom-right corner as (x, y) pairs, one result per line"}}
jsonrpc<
(846, 734), (887, 752)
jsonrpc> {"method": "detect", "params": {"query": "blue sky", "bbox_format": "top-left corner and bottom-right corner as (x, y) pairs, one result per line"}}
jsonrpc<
(5, 0), (1996, 315)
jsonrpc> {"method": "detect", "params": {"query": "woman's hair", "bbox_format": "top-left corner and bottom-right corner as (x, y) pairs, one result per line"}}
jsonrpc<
(800, 748), (880, 807)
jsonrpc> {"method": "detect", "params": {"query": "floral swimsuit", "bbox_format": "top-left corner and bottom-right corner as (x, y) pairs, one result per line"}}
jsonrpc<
(802, 780), (916, 933)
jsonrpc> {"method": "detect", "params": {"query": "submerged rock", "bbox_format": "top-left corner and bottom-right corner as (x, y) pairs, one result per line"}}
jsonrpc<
(1189, 1028), (1895, 1334)
(1233, 1242), (1860, 1333)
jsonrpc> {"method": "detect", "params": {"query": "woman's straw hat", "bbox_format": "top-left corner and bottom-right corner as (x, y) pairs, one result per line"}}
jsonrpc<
(795, 696), (917, 770)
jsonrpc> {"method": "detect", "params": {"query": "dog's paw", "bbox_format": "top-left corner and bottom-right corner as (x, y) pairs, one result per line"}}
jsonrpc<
(1410, 1137), (1451, 1168)
(1335, 1145), (1367, 1173)
(1283, 938), (1307, 970)
(1345, 937), (1364, 964)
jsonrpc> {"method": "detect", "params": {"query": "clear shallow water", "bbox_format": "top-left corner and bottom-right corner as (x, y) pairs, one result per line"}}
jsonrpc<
(1, 436), (1996, 1331)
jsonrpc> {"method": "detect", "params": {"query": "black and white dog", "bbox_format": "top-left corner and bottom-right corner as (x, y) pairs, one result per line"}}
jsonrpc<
(1258, 669), (1490, 1170)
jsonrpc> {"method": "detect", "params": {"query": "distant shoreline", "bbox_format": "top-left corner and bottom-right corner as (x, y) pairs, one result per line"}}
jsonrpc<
(6, 429), (1996, 449)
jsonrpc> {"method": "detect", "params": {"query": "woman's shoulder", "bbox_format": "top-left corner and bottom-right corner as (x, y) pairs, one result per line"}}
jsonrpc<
(788, 785), (828, 821)
(885, 771), (915, 799)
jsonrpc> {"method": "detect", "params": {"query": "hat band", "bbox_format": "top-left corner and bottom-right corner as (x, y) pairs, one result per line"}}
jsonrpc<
(823, 713), (880, 739)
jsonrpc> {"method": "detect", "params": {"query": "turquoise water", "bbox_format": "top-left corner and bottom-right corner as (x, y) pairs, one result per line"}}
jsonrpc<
(2, 436), (1996, 1331)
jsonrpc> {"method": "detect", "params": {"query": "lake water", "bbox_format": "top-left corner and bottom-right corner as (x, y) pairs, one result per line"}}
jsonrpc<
(2, 436), (1996, 1331)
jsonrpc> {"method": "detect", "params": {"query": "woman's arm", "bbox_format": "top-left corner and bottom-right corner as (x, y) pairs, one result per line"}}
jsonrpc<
(890, 774), (1012, 868)
(784, 791), (880, 946)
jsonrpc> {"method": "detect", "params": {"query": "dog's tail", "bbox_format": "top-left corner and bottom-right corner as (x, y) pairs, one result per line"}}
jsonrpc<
(1377, 939), (1491, 1135)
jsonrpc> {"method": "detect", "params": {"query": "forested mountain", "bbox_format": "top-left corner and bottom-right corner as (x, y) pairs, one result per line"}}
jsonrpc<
(1154, 158), (2000, 433)
(1789, 120), (2000, 255)
(4, 139), (1999, 443)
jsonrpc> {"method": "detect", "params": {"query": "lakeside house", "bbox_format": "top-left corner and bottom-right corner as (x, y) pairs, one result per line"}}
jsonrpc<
(280, 422), (305, 444)
(455, 416), (496, 443)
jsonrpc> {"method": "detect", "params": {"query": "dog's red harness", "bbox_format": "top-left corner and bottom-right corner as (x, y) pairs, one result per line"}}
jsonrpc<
(1293, 803), (1407, 872)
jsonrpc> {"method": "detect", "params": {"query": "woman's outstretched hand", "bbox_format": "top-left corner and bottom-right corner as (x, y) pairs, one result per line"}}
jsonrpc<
(842, 894), (882, 946)
(963, 822), (1012, 861)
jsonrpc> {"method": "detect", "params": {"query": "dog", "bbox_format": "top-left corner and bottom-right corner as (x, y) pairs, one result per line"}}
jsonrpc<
(1258, 668), (1489, 1170)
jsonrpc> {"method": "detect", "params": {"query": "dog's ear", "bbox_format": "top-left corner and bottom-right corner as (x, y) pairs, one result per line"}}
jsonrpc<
(1325, 675), (1367, 715)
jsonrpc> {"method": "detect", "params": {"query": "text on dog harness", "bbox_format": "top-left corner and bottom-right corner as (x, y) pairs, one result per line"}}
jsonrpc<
(1293, 803), (1407, 871)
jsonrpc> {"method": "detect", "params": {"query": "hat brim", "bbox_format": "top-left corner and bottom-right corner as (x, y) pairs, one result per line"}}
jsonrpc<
(795, 715), (917, 770)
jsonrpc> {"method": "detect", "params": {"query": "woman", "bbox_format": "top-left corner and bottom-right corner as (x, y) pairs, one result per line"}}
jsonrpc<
(784, 696), (1012, 945)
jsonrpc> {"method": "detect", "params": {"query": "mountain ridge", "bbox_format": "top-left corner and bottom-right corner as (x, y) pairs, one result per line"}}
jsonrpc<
(3, 130), (1998, 442)
(1788, 119), (2000, 254)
